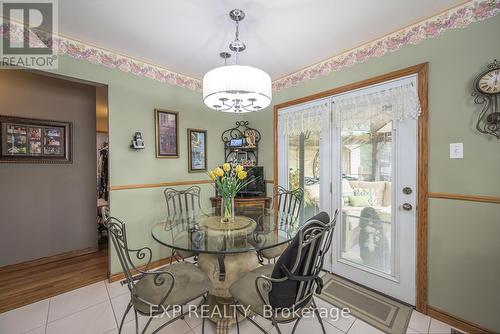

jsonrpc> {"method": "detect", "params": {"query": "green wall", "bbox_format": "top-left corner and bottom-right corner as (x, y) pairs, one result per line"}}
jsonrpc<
(48, 56), (240, 274)
(42, 14), (500, 330)
(246, 15), (500, 331)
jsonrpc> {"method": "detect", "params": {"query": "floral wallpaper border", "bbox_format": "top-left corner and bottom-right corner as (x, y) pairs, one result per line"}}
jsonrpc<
(0, 0), (498, 92)
(0, 23), (203, 92)
(273, 0), (500, 91)
(57, 36), (203, 91)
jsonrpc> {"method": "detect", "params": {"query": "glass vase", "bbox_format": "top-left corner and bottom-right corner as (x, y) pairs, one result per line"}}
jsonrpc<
(220, 196), (235, 223)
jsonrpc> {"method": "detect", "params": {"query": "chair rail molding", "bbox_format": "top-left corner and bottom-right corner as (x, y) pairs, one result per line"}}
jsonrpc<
(111, 179), (275, 191)
(429, 192), (500, 204)
(110, 179), (213, 191)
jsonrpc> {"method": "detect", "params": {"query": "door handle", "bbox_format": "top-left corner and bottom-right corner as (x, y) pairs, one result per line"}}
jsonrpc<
(402, 203), (413, 211)
(402, 187), (412, 195)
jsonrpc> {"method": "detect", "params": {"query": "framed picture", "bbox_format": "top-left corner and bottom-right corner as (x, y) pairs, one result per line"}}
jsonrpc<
(155, 109), (179, 158)
(0, 115), (72, 163)
(236, 151), (248, 162)
(187, 128), (207, 172)
(229, 138), (243, 147)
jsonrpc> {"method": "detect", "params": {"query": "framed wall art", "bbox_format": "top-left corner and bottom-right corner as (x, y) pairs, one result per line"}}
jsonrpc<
(187, 128), (207, 172)
(155, 109), (179, 158)
(0, 115), (72, 163)
(236, 151), (248, 163)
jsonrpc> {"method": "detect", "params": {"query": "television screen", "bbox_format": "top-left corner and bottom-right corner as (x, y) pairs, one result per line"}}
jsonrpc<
(215, 166), (266, 197)
(238, 166), (266, 197)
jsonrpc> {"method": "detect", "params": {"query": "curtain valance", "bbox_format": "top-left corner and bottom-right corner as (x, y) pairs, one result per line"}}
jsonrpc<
(332, 81), (421, 131)
(277, 78), (421, 135)
(277, 100), (329, 136)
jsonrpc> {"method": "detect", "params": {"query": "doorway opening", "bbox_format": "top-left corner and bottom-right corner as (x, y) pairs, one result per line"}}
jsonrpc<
(0, 70), (110, 312)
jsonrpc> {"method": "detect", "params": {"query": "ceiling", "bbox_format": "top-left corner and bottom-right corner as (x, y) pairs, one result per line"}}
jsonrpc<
(59, 0), (465, 80)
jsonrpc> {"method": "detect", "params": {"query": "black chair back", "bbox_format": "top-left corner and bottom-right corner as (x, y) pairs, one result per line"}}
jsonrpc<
(164, 186), (203, 220)
(269, 210), (337, 309)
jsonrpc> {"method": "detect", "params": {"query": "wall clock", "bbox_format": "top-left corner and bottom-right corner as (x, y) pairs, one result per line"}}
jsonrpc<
(472, 59), (500, 139)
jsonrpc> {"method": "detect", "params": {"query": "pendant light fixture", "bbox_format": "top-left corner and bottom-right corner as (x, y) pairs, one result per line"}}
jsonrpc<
(203, 9), (272, 113)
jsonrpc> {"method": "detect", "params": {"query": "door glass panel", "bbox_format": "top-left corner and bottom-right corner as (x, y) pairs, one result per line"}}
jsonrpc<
(340, 121), (393, 275)
(287, 131), (321, 219)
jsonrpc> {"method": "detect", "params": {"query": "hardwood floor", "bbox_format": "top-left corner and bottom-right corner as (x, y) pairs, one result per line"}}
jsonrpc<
(0, 247), (108, 314)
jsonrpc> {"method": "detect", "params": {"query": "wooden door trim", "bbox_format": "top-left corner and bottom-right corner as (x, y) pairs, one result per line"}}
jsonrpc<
(416, 63), (429, 313)
(273, 63), (429, 312)
(274, 63), (428, 110)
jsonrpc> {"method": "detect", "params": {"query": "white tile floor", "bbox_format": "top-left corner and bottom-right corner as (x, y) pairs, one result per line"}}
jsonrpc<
(0, 271), (462, 334)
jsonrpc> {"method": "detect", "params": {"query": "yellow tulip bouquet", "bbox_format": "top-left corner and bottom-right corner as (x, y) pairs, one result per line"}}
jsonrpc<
(208, 163), (253, 223)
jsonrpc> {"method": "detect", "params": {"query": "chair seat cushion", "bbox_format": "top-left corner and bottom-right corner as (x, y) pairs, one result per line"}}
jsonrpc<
(229, 264), (274, 316)
(229, 264), (311, 321)
(132, 262), (210, 315)
(260, 243), (288, 260)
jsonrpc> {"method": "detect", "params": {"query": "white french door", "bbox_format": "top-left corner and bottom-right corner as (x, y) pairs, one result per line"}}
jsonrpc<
(328, 76), (418, 305)
(278, 75), (419, 305)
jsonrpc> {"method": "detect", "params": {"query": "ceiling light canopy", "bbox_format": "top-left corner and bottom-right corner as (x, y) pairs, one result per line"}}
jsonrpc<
(203, 9), (272, 113)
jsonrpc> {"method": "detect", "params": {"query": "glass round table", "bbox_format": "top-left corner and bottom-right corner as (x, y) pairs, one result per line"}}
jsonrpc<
(151, 208), (305, 333)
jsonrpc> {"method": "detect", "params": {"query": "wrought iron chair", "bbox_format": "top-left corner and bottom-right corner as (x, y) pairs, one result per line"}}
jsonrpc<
(164, 186), (206, 262)
(258, 186), (304, 264)
(104, 213), (211, 334)
(230, 210), (337, 334)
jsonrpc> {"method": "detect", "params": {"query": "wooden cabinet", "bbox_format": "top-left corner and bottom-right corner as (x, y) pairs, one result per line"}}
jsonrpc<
(210, 196), (272, 214)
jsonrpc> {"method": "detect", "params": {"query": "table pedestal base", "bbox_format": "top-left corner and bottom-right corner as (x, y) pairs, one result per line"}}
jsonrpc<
(198, 252), (259, 334)
(204, 295), (244, 334)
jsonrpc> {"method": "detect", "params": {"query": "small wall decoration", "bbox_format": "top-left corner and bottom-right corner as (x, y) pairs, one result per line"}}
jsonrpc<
(472, 59), (500, 139)
(244, 129), (257, 148)
(187, 128), (207, 172)
(242, 159), (255, 167)
(0, 115), (72, 163)
(131, 131), (145, 150)
(155, 109), (179, 158)
(229, 138), (243, 147)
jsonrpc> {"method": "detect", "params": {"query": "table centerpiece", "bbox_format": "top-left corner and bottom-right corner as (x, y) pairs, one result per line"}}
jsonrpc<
(208, 163), (252, 223)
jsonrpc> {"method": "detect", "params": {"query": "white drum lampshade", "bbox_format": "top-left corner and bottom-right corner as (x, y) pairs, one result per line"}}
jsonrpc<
(203, 64), (272, 113)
